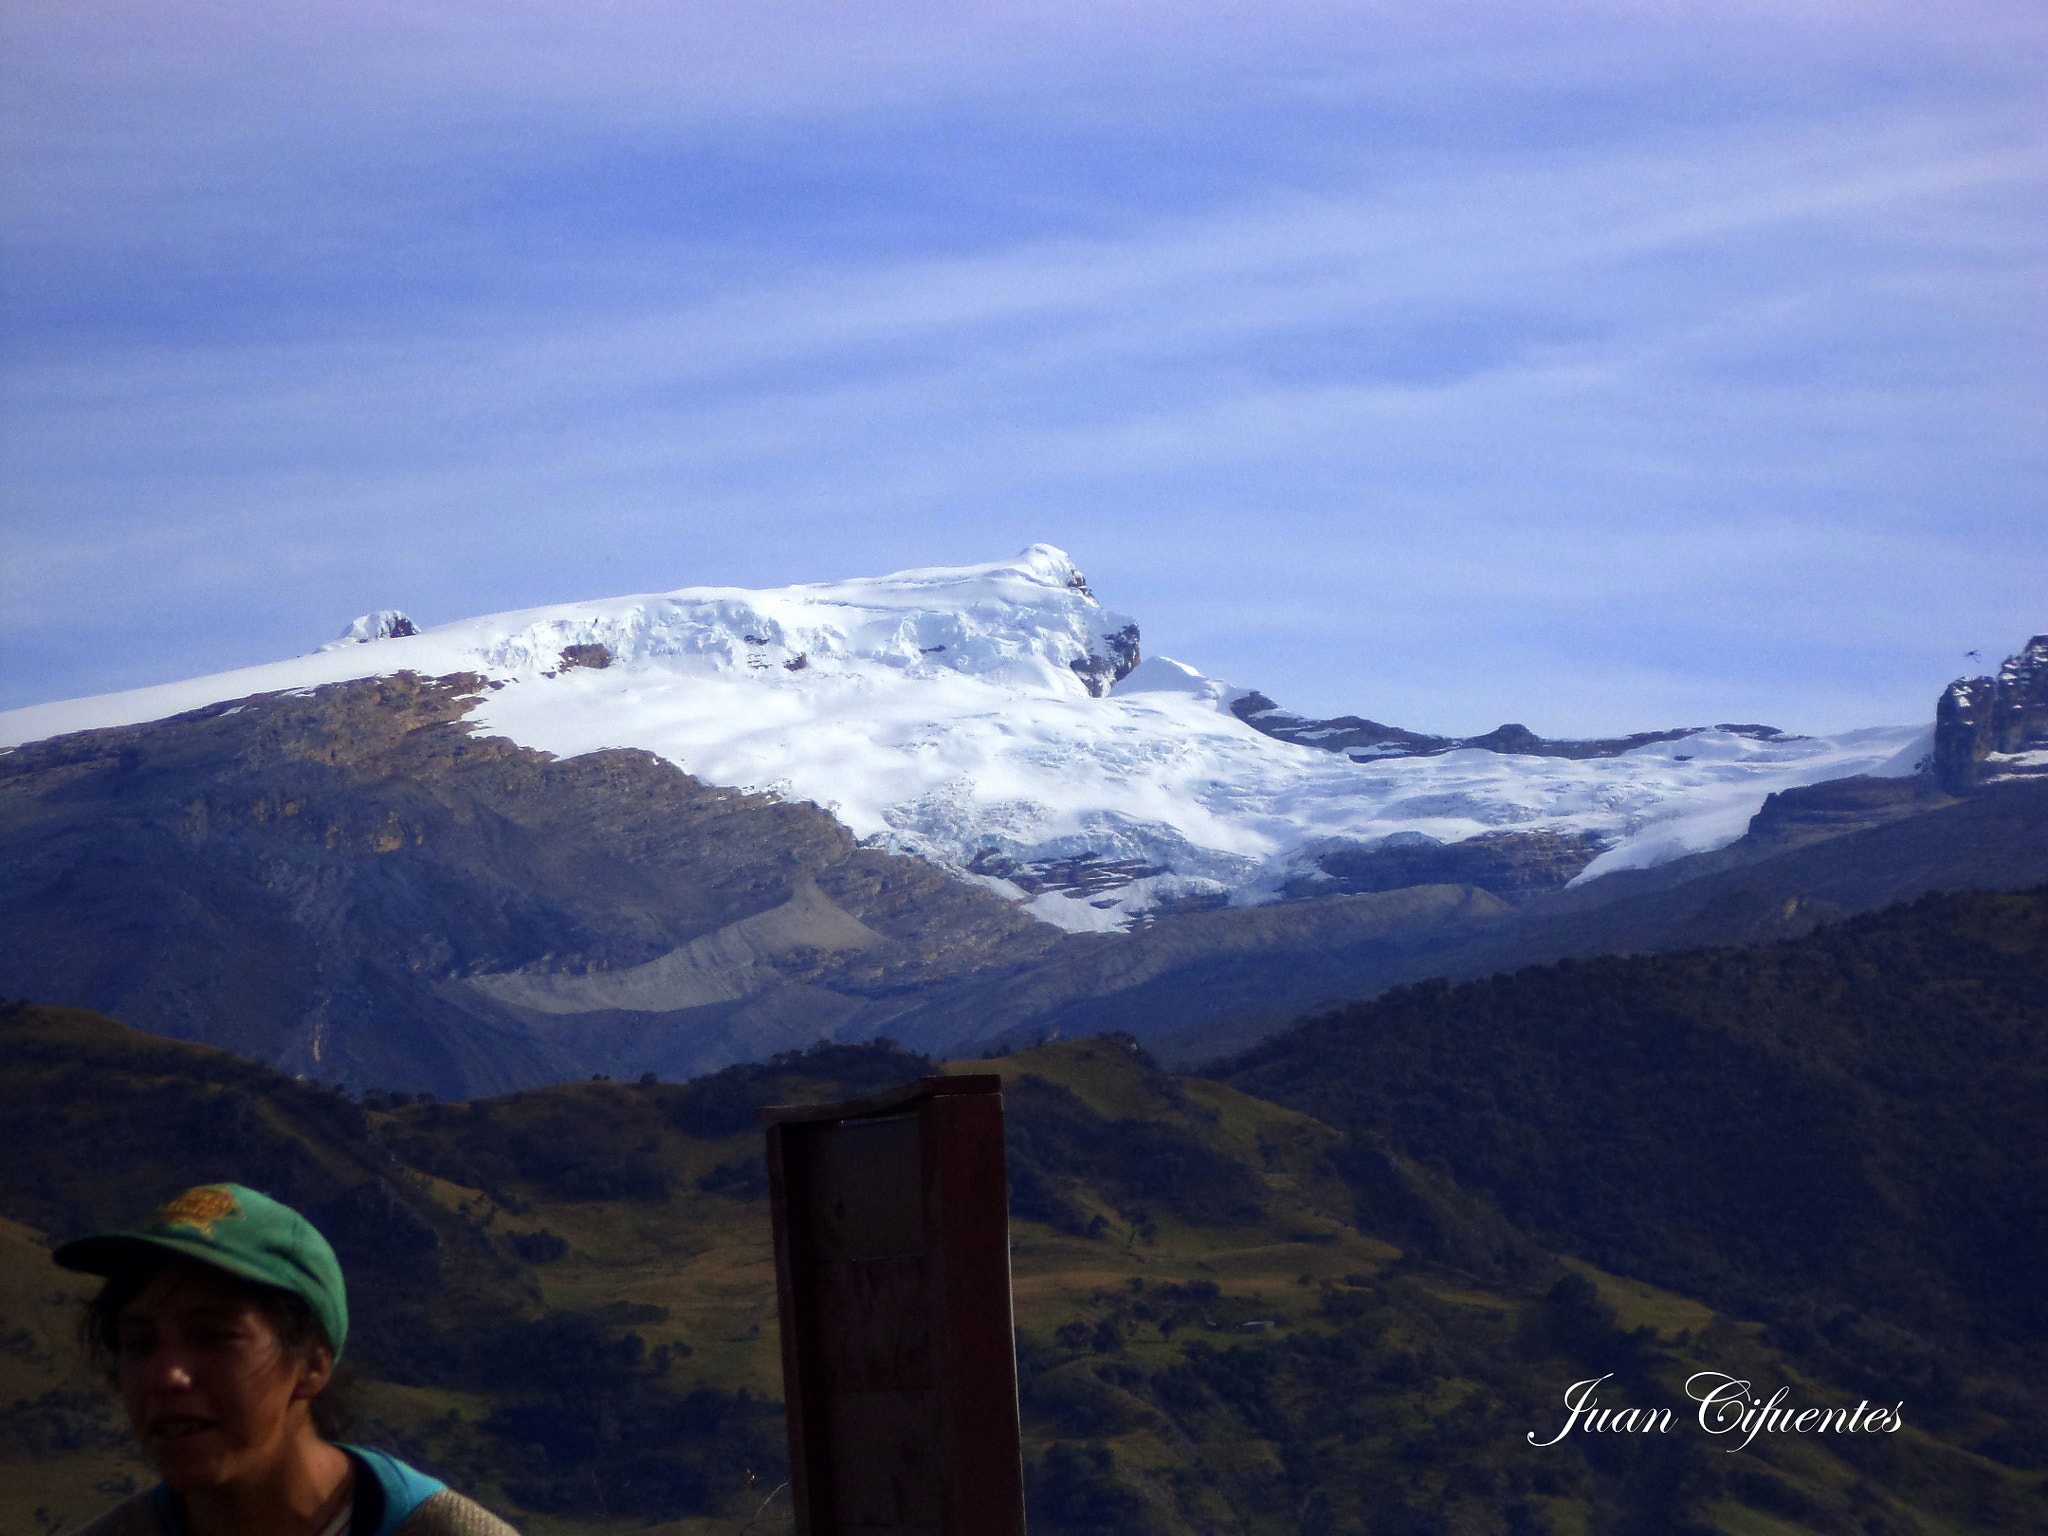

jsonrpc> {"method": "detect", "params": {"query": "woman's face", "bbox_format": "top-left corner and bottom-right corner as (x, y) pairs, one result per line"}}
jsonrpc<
(115, 1260), (330, 1491)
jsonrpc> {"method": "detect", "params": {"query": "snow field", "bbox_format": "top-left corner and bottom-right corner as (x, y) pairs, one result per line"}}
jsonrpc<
(0, 546), (1929, 931)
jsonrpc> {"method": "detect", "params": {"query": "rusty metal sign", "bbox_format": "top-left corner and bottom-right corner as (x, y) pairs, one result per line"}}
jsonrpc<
(759, 1073), (1025, 1535)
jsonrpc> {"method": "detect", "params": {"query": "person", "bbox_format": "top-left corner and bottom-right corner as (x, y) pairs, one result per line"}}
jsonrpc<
(57, 1182), (520, 1536)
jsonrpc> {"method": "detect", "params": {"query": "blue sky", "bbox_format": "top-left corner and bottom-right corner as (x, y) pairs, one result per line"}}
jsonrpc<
(2, 0), (2042, 734)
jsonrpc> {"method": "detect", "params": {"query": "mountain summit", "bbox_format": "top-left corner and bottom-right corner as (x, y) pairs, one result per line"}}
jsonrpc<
(0, 545), (1924, 930)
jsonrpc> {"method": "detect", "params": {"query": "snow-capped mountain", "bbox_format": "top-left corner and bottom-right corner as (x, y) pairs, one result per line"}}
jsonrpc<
(0, 545), (1928, 932)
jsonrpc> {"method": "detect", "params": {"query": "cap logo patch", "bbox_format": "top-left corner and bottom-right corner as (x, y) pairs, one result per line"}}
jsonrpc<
(151, 1186), (242, 1236)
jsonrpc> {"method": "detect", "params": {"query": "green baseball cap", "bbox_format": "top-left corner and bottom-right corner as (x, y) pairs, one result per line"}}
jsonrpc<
(55, 1184), (349, 1363)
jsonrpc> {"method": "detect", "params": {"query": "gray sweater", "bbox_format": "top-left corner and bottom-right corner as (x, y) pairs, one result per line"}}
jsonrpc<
(76, 1486), (520, 1536)
(74, 1447), (521, 1536)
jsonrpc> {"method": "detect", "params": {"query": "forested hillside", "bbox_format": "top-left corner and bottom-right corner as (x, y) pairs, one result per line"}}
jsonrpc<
(5, 982), (2042, 1535)
(1221, 886), (2048, 1470)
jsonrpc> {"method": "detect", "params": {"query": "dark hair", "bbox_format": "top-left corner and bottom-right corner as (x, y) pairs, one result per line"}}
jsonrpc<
(83, 1253), (359, 1439)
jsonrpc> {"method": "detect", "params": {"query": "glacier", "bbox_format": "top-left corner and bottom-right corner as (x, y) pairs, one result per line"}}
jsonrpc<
(0, 544), (1929, 932)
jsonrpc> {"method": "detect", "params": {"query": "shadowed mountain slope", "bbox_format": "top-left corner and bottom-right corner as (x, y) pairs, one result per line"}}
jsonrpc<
(0, 672), (1061, 1096)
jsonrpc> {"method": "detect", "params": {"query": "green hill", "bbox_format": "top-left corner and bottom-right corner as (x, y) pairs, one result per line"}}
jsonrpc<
(1219, 888), (2048, 1482)
(2, 998), (2040, 1535)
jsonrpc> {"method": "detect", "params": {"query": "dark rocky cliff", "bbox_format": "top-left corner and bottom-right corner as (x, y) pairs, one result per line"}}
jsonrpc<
(1228, 692), (1792, 761)
(1068, 622), (1142, 697)
(1935, 634), (2048, 792)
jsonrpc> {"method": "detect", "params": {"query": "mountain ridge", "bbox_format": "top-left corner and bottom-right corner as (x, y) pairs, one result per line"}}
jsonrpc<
(0, 671), (1066, 1094)
(3, 549), (2040, 1094)
(0, 545), (1927, 931)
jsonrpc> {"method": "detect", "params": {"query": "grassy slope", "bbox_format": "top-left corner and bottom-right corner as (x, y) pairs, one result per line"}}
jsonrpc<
(1217, 889), (2048, 1422)
(2, 1007), (2039, 1536)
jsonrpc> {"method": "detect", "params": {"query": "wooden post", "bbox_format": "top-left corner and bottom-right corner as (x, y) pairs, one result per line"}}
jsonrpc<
(759, 1074), (1026, 1535)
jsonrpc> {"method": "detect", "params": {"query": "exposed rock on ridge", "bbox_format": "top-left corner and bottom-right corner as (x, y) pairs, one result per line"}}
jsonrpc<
(327, 610), (419, 647)
(1741, 772), (1956, 851)
(1283, 830), (1609, 904)
(1229, 692), (1794, 762)
(1068, 620), (1142, 697)
(1935, 634), (2048, 792)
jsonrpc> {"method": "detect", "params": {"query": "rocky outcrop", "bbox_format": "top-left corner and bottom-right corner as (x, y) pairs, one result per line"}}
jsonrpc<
(1229, 693), (1792, 761)
(1935, 635), (2048, 792)
(1228, 695), (1448, 757)
(557, 643), (613, 671)
(330, 610), (419, 645)
(1286, 830), (1609, 904)
(1069, 623), (1142, 698)
(1742, 773), (1954, 850)
(967, 848), (1168, 903)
